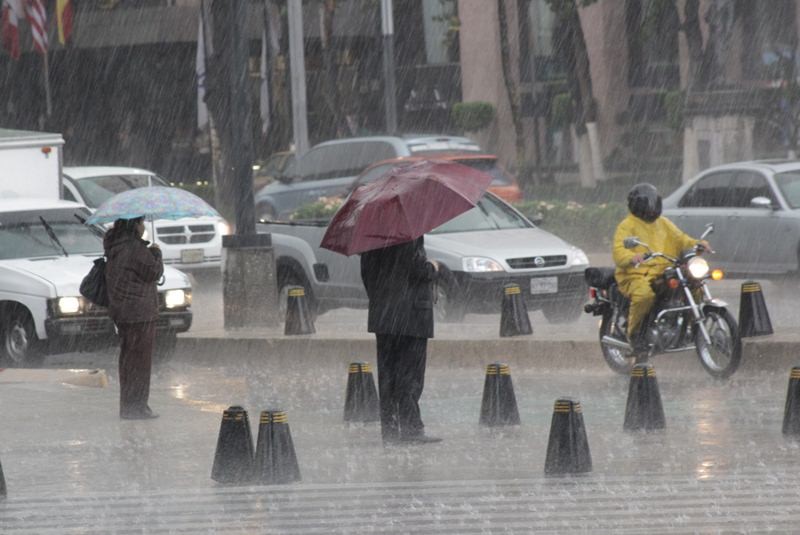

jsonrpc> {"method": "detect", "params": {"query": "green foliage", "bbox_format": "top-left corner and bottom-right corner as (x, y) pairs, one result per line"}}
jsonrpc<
(290, 196), (344, 222)
(451, 101), (496, 132)
(663, 90), (685, 132)
(550, 92), (574, 129)
(513, 199), (628, 251)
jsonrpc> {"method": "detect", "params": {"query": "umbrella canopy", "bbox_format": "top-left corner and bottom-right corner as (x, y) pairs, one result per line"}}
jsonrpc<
(320, 160), (492, 256)
(85, 186), (219, 225)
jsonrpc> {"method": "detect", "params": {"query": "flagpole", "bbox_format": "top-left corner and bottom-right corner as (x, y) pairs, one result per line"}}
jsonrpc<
(43, 48), (52, 117)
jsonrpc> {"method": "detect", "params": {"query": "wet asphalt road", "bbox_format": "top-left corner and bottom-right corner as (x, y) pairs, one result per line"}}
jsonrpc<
(3, 358), (800, 532)
(8, 264), (800, 532)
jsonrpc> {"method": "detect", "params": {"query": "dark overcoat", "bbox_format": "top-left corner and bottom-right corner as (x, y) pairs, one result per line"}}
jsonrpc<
(104, 229), (164, 324)
(360, 237), (437, 339)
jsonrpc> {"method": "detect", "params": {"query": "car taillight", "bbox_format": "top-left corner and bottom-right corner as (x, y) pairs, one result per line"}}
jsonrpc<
(589, 288), (597, 299)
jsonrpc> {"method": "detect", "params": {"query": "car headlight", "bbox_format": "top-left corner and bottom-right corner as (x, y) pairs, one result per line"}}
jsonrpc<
(217, 220), (231, 236)
(57, 296), (82, 315)
(462, 257), (504, 272)
(164, 289), (191, 309)
(687, 257), (709, 279)
(571, 247), (589, 266)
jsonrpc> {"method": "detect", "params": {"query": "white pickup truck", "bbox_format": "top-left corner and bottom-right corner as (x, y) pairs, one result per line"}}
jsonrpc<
(262, 192), (589, 323)
(0, 198), (193, 367)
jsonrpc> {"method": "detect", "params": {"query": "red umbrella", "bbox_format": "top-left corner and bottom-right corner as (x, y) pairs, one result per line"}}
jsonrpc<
(320, 160), (492, 256)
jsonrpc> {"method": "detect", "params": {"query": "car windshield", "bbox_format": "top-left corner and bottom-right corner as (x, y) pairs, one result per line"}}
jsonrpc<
(774, 171), (800, 208)
(428, 194), (532, 234)
(0, 209), (103, 260)
(73, 174), (170, 208)
(455, 159), (512, 185)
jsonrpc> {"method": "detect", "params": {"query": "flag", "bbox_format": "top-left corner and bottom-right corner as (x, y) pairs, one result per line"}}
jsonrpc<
(259, 25), (270, 135)
(1, 0), (24, 59)
(56, 0), (72, 45)
(25, 0), (47, 55)
(196, 12), (209, 130)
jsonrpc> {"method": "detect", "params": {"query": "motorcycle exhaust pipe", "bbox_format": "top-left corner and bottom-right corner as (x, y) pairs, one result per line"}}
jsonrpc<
(601, 335), (632, 352)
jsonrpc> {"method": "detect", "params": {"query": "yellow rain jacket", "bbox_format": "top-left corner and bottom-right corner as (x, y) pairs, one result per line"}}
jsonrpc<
(613, 214), (699, 337)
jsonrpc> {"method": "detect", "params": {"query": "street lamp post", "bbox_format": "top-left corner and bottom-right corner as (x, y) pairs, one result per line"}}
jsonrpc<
(381, 0), (398, 135)
(287, 0), (309, 157)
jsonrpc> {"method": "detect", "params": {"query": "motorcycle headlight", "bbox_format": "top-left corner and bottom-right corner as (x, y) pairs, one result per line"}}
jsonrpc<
(462, 257), (504, 272)
(687, 257), (709, 279)
(164, 289), (191, 309)
(57, 296), (82, 315)
(571, 247), (589, 266)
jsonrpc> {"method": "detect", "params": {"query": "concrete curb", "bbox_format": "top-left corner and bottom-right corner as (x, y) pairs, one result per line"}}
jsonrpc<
(176, 335), (797, 373)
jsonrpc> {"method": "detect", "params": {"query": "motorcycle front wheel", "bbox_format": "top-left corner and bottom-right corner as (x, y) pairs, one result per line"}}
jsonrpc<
(599, 310), (636, 375)
(693, 307), (742, 379)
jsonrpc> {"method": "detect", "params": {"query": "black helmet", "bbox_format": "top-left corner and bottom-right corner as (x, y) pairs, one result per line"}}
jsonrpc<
(627, 183), (662, 222)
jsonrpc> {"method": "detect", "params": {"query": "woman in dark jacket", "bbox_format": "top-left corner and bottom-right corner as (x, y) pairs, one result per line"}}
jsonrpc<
(104, 217), (163, 419)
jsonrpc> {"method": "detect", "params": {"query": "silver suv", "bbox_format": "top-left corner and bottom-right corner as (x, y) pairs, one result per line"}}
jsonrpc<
(253, 135), (480, 221)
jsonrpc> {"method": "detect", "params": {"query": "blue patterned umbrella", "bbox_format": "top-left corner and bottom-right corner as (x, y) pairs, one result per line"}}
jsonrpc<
(85, 186), (219, 225)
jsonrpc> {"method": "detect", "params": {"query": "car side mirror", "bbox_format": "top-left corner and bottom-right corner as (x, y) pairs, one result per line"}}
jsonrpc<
(623, 237), (641, 249)
(750, 196), (773, 209)
(529, 212), (544, 225)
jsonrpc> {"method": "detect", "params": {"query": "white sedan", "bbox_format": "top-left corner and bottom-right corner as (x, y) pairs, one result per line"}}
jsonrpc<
(62, 166), (229, 272)
(663, 160), (800, 276)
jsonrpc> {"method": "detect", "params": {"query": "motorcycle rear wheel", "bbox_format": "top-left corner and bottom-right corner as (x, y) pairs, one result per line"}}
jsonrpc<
(694, 307), (742, 379)
(599, 310), (636, 375)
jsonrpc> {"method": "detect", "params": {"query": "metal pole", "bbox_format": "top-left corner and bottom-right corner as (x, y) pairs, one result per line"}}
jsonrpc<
(381, 0), (397, 134)
(287, 0), (309, 156)
(43, 52), (52, 118)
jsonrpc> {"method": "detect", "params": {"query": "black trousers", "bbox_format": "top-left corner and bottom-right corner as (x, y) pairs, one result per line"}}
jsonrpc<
(375, 334), (428, 439)
(117, 321), (156, 415)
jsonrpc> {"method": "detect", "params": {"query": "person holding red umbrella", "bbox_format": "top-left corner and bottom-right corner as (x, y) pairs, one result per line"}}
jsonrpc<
(320, 160), (493, 445)
(361, 237), (441, 444)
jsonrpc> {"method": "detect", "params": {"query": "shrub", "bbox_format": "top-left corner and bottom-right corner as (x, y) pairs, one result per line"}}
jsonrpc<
(451, 101), (495, 132)
(290, 196), (344, 222)
(513, 199), (627, 252)
(550, 92), (574, 130)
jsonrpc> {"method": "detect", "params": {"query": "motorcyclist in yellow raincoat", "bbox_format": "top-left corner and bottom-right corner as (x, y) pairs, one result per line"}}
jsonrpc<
(613, 183), (711, 351)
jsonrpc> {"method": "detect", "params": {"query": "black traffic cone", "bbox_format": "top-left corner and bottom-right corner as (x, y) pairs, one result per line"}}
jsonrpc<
(739, 281), (773, 337)
(211, 406), (254, 484)
(783, 367), (800, 436)
(623, 363), (666, 432)
(0, 457), (6, 500)
(254, 410), (301, 484)
(344, 362), (380, 423)
(499, 283), (532, 337)
(544, 398), (592, 475)
(479, 363), (521, 426)
(285, 286), (315, 335)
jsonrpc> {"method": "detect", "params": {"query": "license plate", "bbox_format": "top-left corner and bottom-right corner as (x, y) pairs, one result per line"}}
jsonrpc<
(180, 249), (204, 264)
(530, 276), (558, 295)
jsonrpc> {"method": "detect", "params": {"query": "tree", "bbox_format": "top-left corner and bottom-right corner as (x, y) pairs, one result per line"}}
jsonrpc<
(204, 0), (256, 232)
(497, 0), (526, 173)
(318, 0), (346, 136)
(546, 0), (603, 187)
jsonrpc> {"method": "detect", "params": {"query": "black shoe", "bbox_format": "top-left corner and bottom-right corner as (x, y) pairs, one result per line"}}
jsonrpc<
(121, 407), (159, 420)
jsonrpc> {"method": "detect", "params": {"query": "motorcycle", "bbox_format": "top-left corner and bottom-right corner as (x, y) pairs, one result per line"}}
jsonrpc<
(583, 224), (742, 378)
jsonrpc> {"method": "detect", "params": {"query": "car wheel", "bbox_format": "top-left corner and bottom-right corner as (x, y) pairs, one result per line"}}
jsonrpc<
(153, 333), (178, 365)
(1, 309), (44, 368)
(542, 298), (584, 324)
(277, 269), (317, 323)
